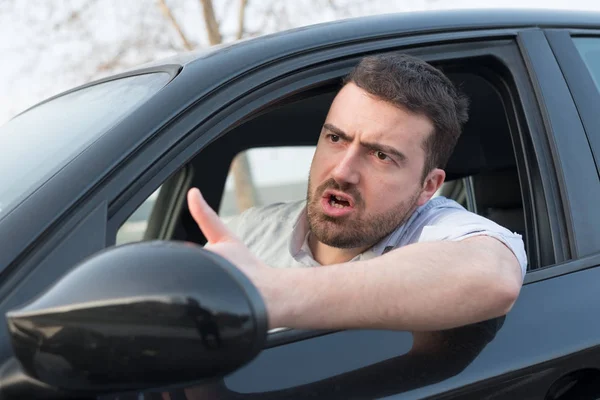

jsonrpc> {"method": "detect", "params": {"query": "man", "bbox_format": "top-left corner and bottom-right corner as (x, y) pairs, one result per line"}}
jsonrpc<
(186, 53), (526, 332)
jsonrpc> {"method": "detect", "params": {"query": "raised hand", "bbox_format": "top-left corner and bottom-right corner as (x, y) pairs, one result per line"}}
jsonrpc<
(186, 187), (269, 282)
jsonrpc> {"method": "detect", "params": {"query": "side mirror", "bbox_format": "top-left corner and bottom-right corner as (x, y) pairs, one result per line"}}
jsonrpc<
(4, 241), (268, 395)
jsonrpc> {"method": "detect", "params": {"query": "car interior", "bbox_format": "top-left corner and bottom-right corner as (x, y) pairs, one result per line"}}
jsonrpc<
(120, 59), (531, 273)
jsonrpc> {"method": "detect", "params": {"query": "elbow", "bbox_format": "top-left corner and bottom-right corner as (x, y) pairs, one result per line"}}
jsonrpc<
(494, 278), (521, 316)
(488, 260), (522, 316)
(476, 239), (523, 317)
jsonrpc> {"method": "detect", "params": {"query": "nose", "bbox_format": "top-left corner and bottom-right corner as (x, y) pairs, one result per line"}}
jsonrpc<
(331, 146), (361, 186)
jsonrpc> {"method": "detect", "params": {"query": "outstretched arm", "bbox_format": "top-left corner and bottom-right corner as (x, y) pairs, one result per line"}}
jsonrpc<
(187, 188), (523, 331)
(265, 235), (521, 331)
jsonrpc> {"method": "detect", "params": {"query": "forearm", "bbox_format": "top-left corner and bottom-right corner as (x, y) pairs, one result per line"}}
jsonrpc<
(265, 236), (522, 331)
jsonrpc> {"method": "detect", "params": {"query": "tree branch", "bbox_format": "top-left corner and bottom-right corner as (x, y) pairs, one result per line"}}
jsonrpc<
(199, 0), (222, 45)
(51, 0), (96, 30)
(236, 0), (248, 40)
(204, 0), (258, 212)
(158, 0), (194, 51)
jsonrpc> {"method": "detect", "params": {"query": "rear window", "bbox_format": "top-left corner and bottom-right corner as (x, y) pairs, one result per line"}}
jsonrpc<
(574, 37), (600, 92)
(0, 72), (171, 219)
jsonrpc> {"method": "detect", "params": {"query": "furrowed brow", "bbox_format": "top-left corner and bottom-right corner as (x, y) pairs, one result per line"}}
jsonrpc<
(362, 141), (407, 163)
(323, 123), (353, 141)
(323, 123), (407, 163)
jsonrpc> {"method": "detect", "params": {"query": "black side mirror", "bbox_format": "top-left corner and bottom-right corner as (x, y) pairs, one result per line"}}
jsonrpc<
(4, 241), (268, 395)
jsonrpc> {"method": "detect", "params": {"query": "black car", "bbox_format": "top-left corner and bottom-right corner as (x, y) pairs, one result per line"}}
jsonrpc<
(1, 8), (600, 400)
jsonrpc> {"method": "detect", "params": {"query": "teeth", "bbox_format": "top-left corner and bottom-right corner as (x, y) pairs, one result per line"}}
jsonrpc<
(329, 199), (346, 208)
(333, 195), (350, 205)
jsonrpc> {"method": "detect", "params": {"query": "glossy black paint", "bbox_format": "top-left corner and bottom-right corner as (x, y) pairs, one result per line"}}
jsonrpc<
(140, 259), (600, 400)
(4, 242), (267, 393)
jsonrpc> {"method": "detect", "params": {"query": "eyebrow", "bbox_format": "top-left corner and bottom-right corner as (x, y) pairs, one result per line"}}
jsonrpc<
(323, 123), (407, 163)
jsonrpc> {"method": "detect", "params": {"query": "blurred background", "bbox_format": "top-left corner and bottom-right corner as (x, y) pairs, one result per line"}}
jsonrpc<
(1, 0), (599, 243)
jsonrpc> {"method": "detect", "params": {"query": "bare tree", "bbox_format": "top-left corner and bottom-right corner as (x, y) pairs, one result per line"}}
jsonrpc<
(158, 0), (195, 50)
(201, 0), (259, 213)
(157, 0), (258, 213)
(2, 0), (426, 125)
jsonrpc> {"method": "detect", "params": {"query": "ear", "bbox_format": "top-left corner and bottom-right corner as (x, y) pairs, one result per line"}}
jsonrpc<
(416, 168), (446, 206)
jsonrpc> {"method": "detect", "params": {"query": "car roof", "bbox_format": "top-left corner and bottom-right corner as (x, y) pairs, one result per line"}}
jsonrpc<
(132, 8), (600, 71)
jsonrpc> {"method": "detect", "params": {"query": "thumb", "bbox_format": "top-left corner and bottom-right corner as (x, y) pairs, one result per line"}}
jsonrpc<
(187, 188), (234, 244)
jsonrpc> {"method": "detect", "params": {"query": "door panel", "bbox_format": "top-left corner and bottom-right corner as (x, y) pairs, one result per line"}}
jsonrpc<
(138, 262), (600, 400)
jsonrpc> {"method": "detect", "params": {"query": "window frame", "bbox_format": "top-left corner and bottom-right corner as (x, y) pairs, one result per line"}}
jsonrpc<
(545, 29), (600, 179)
(106, 34), (560, 283)
(534, 29), (600, 260)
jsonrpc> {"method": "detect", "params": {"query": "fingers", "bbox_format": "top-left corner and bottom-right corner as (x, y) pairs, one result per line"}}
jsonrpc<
(187, 188), (233, 244)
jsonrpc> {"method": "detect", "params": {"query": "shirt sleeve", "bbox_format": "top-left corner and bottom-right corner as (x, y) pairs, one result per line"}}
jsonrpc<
(222, 208), (252, 239)
(417, 210), (528, 280)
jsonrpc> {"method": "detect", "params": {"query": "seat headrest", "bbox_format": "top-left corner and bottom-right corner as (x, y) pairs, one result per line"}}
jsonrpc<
(473, 168), (522, 209)
(444, 73), (516, 181)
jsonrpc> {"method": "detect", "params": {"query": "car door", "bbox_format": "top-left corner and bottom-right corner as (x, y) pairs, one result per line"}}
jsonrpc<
(107, 29), (600, 399)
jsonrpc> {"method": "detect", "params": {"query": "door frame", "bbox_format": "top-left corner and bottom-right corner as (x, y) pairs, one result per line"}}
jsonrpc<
(107, 31), (557, 274)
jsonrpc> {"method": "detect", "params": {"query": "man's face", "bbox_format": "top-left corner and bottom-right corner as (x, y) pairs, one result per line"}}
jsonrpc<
(307, 82), (442, 249)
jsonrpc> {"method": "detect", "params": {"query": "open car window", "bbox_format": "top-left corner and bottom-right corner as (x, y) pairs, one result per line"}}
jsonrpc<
(114, 47), (538, 273)
(219, 146), (315, 220)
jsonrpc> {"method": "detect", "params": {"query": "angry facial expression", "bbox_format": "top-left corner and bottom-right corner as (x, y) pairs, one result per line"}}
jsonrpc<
(307, 83), (443, 249)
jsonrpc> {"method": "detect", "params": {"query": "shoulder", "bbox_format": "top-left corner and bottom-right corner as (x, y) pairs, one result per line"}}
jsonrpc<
(415, 197), (518, 237)
(408, 196), (519, 241)
(412, 196), (528, 277)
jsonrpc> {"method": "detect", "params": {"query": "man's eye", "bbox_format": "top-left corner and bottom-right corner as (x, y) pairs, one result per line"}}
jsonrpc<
(329, 134), (340, 143)
(375, 151), (388, 161)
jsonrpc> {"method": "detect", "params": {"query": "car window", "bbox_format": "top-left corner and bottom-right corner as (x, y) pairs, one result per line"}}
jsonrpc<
(0, 72), (170, 220)
(116, 146), (316, 245)
(116, 186), (162, 245)
(574, 37), (600, 92)
(219, 146), (316, 219)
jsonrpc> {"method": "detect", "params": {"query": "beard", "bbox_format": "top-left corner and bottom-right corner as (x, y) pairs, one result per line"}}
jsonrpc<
(306, 177), (422, 250)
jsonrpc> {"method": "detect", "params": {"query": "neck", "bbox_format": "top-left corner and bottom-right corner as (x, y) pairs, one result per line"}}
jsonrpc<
(308, 233), (370, 265)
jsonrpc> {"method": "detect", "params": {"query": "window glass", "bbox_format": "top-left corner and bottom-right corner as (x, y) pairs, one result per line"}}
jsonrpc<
(0, 72), (171, 219)
(219, 146), (316, 219)
(116, 187), (161, 245)
(574, 37), (600, 92)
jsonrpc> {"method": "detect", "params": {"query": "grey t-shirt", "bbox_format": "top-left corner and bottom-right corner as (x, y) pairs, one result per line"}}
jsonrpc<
(225, 196), (528, 279)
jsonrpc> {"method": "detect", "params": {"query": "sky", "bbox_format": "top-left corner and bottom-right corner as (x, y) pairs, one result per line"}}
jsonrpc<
(2, 0), (600, 187)
(3, 0), (600, 127)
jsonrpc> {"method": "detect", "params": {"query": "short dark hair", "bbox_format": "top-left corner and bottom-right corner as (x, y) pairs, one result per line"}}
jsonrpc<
(343, 53), (469, 180)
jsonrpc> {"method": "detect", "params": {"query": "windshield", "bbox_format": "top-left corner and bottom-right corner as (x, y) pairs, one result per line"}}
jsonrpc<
(0, 72), (171, 219)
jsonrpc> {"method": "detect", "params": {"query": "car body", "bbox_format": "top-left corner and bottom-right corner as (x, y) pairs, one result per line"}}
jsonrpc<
(1, 8), (600, 400)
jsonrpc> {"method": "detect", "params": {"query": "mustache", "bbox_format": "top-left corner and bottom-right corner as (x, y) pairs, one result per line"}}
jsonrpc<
(314, 179), (363, 206)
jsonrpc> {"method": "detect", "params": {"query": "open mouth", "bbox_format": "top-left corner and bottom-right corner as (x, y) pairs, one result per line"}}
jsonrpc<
(328, 194), (351, 208)
(320, 190), (356, 217)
